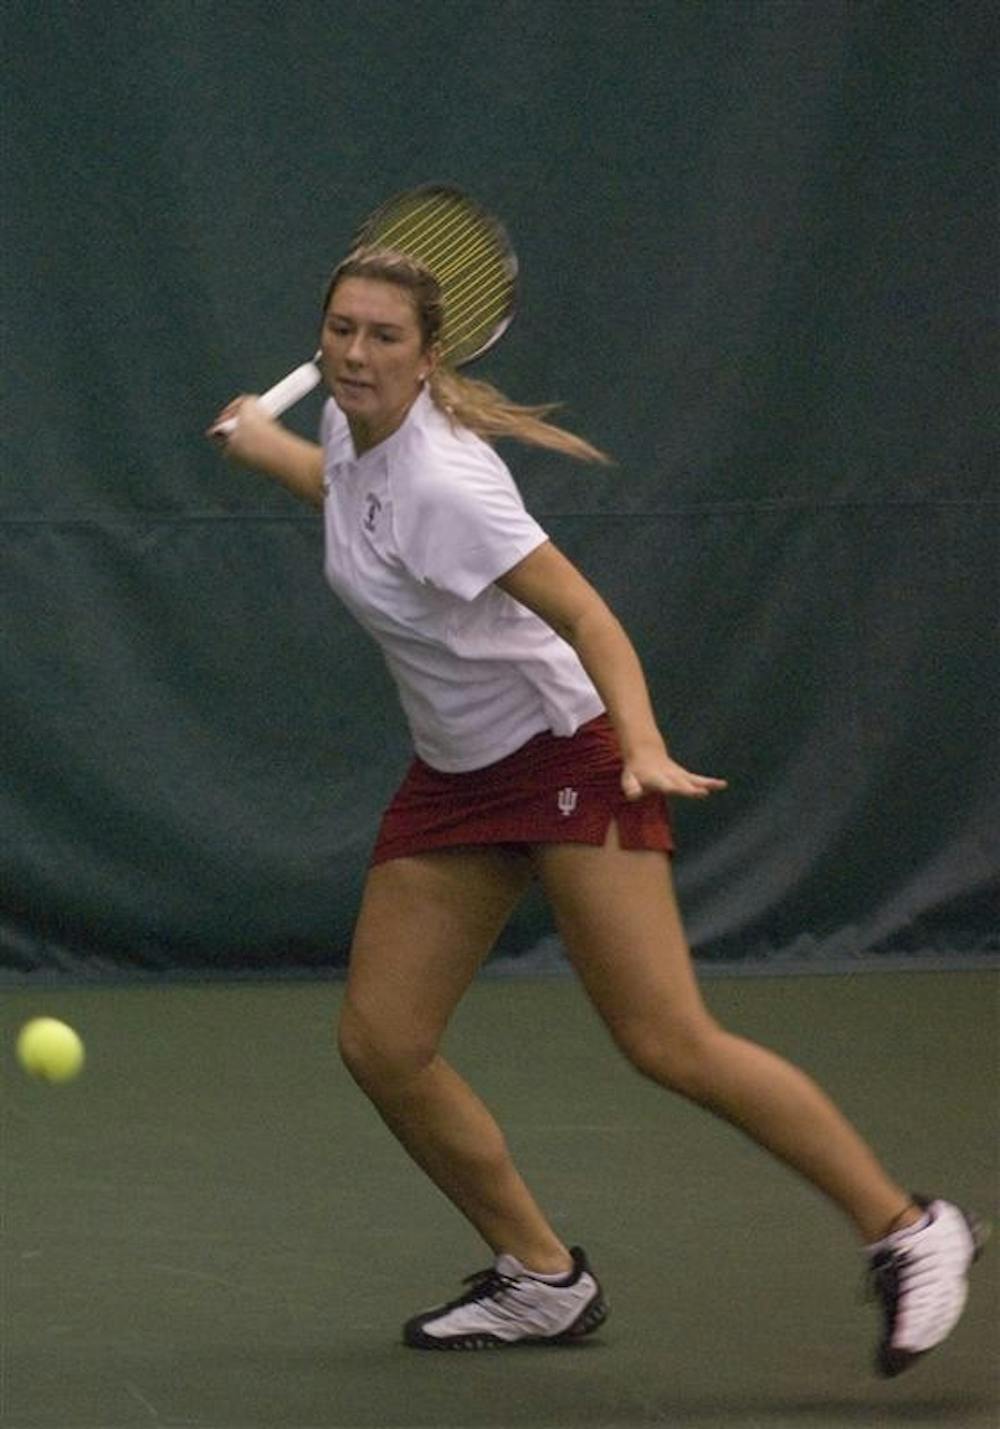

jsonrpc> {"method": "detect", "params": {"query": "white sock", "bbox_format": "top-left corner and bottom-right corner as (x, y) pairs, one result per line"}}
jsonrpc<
(891, 1210), (932, 1239)
(502, 1253), (574, 1284)
(524, 1263), (574, 1284)
(868, 1209), (932, 1252)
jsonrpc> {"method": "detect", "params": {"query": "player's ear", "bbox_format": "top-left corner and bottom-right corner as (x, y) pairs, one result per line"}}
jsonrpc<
(419, 343), (441, 383)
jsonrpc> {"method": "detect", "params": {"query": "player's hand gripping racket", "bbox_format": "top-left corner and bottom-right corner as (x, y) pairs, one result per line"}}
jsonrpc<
(212, 185), (517, 435)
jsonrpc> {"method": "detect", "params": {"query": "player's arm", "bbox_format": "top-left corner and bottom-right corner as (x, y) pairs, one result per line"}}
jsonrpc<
(207, 397), (325, 509)
(496, 541), (727, 800)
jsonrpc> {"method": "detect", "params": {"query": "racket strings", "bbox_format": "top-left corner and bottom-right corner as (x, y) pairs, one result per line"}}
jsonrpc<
(373, 211), (504, 292)
(365, 191), (514, 364)
(445, 293), (512, 350)
(373, 197), (489, 264)
(368, 192), (458, 247)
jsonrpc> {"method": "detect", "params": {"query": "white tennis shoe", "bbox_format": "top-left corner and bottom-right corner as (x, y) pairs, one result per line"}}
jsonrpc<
(403, 1245), (607, 1350)
(867, 1197), (988, 1376)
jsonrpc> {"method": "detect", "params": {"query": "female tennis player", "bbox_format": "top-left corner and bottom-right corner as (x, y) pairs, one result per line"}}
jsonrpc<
(209, 248), (983, 1371)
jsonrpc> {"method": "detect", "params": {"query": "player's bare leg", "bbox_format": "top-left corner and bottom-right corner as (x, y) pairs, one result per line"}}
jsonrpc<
(338, 846), (572, 1273)
(339, 845), (608, 1348)
(532, 819), (916, 1243)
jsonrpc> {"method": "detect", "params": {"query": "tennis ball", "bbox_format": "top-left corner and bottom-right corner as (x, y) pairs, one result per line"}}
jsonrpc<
(16, 1017), (85, 1084)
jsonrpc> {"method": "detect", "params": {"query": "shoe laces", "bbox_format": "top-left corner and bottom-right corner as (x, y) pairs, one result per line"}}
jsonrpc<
(457, 1265), (527, 1318)
(865, 1246), (905, 1305)
(456, 1264), (556, 1329)
(867, 1237), (953, 1328)
(463, 1265), (520, 1297)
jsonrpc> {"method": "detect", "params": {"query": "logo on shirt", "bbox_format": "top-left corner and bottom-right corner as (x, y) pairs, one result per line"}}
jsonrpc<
(557, 787), (579, 817)
(363, 493), (382, 532)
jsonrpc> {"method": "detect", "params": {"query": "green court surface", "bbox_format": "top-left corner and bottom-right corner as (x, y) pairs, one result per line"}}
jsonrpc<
(2, 969), (996, 1429)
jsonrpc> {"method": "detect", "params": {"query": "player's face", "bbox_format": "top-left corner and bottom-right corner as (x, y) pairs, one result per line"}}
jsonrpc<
(321, 277), (434, 451)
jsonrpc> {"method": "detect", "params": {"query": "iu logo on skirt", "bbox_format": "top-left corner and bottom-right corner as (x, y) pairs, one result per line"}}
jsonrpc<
(557, 787), (579, 817)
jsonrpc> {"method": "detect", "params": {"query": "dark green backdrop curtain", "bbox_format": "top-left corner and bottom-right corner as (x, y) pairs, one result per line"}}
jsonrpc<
(2, 1), (996, 978)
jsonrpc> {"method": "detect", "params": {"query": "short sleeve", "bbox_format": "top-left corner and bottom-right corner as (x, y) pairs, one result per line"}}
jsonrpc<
(396, 443), (549, 601)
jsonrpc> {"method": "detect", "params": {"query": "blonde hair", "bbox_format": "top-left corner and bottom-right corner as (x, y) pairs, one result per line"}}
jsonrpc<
(325, 248), (612, 466)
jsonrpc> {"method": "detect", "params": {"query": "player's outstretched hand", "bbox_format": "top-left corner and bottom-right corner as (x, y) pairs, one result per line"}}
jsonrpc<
(621, 749), (728, 801)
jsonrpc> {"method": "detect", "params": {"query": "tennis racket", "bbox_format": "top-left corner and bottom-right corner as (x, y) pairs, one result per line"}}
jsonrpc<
(213, 185), (517, 435)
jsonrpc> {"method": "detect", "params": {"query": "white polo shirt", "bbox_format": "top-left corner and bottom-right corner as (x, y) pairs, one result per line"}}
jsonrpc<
(320, 389), (604, 771)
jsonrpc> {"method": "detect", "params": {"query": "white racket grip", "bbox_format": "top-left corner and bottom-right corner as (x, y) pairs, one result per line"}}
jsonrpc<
(213, 354), (321, 435)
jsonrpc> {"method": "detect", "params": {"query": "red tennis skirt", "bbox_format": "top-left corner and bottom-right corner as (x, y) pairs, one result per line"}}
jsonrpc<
(371, 714), (674, 865)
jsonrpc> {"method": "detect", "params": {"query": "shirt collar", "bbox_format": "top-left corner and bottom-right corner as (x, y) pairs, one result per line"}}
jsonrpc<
(346, 385), (433, 466)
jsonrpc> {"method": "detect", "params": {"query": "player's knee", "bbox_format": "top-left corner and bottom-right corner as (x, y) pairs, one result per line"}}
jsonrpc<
(337, 1003), (436, 1096)
(618, 1015), (723, 1098)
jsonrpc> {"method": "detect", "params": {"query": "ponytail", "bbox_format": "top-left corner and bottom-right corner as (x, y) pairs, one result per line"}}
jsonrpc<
(429, 369), (612, 465)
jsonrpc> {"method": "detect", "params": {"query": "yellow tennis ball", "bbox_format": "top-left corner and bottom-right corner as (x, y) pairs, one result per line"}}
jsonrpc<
(16, 1017), (85, 1084)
